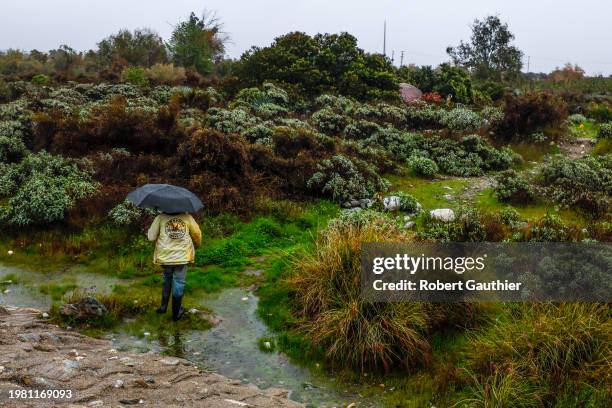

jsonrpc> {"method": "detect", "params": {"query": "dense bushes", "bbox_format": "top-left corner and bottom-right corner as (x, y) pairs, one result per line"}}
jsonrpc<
(538, 154), (611, 215)
(307, 154), (389, 201)
(408, 155), (439, 178)
(598, 123), (612, 140)
(235, 32), (398, 101)
(495, 170), (535, 204)
(0, 151), (98, 225)
(439, 107), (483, 132)
(496, 92), (568, 139)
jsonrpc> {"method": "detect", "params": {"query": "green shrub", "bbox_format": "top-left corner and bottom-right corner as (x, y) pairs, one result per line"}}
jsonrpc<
(31, 74), (50, 86)
(207, 107), (260, 133)
(495, 170), (535, 204)
(121, 66), (149, 86)
(408, 155), (439, 178)
(480, 106), (504, 126)
(242, 124), (274, 146)
(405, 104), (443, 128)
(343, 119), (381, 140)
(311, 107), (349, 135)
(498, 207), (521, 227)
(598, 123), (612, 140)
(396, 192), (420, 213)
(440, 108), (483, 132)
(363, 128), (413, 158)
(0, 120), (28, 163)
(0, 151), (98, 226)
(538, 154), (611, 215)
(232, 83), (289, 119)
(108, 199), (156, 226)
(518, 213), (570, 242)
(307, 154), (389, 201)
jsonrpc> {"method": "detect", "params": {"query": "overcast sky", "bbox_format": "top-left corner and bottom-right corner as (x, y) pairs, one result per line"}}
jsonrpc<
(1, 0), (611, 75)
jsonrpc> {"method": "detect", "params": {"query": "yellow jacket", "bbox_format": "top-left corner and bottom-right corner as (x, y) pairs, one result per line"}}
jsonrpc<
(147, 213), (202, 265)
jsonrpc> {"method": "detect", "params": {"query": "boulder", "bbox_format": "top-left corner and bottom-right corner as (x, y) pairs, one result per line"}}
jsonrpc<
(59, 296), (107, 320)
(399, 83), (423, 104)
(383, 196), (401, 211)
(430, 208), (456, 222)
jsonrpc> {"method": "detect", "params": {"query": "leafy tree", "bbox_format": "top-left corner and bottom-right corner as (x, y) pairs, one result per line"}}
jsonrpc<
(96, 28), (168, 67)
(48, 45), (81, 73)
(447, 16), (523, 81)
(167, 11), (226, 75)
(236, 32), (397, 101)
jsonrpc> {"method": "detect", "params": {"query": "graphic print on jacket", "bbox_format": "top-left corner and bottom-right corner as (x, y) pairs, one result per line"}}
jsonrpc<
(165, 218), (187, 239)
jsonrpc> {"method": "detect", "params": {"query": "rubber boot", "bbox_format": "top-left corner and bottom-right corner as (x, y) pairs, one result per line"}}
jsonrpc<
(172, 295), (185, 321)
(156, 280), (171, 314)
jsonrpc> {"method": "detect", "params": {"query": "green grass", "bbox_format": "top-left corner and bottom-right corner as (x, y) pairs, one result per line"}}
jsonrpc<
(386, 173), (471, 210)
(475, 187), (587, 225)
(569, 121), (599, 139)
(593, 138), (611, 155)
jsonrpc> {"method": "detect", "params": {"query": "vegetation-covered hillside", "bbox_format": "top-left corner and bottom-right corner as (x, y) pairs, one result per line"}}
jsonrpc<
(1, 12), (610, 408)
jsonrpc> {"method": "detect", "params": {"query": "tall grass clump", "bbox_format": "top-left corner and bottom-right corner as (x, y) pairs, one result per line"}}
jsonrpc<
(288, 211), (438, 371)
(460, 303), (611, 406)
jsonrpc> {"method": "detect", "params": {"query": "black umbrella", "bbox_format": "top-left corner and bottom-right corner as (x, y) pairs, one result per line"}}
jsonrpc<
(127, 184), (204, 213)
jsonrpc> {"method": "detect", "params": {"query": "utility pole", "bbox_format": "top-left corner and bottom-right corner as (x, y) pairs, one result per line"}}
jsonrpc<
(527, 56), (530, 73)
(391, 50), (395, 65)
(400, 51), (404, 67)
(383, 20), (387, 56)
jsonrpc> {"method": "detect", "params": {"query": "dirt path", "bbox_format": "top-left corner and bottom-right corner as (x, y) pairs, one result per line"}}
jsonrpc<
(559, 137), (596, 159)
(453, 175), (496, 203)
(0, 305), (302, 407)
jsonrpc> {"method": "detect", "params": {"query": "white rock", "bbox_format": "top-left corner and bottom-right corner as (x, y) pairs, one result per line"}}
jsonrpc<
(114, 379), (124, 388)
(41, 312), (49, 318)
(143, 332), (150, 337)
(430, 209), (455, 222)
(403, 221), (416, 229)
(443, 186), (453, 190)
(88, 401), (104, 407)
(160, 357), (180, 366)
(188, 308), (199, 314)
(3, 289), (10, 294)
(263, 341), (272, 349)
(7, 250), (13, 255)
(241, 297), (249, 301)
(108, 349), (117, 353)
(0, 366), (4, 372)
(383, 196), (401, 211)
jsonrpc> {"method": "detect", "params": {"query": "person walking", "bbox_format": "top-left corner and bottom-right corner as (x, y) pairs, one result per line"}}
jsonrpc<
(147, 212), (202, 321)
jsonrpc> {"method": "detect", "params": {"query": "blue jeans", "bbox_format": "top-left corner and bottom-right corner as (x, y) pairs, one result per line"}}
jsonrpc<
(163, 264), (187, 298)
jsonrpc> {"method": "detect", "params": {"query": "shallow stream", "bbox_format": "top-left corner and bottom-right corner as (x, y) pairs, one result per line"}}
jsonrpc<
(0, 264), (382, 407)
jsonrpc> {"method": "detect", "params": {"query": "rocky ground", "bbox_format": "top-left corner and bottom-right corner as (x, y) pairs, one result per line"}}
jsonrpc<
(0, 305), (302, 407)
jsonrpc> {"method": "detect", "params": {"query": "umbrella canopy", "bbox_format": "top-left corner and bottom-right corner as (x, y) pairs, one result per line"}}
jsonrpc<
(127, 184), (203, 213)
